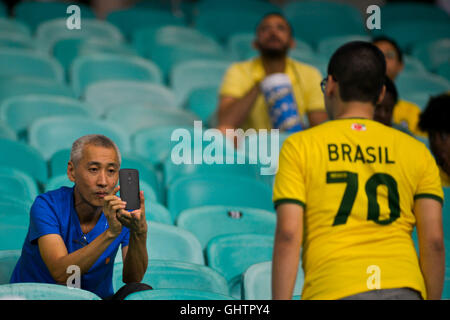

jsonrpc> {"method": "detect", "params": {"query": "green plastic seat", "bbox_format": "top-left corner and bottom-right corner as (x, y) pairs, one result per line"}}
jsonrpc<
(412, 39), (450, 72)
(378, 20), (450, 52)
(132, 125), (195, 166)
(71, 54), (163, 97)
(125, 288), (235, 300)
(283, 1), (367, 47)
(444, 188), (450, 242)
(0, 283), (101, 300)
(443, 266), (450, 300)
(113, 259), (229, 295)
(0, 166), (39, 203)
(171, 59), (231, 107)
(146, 202), (172, 225)
(380, 3), (450, 26)
(176, 206), (276, 248)
(0, 223), (28, 251)
(79, 37), (136, 57)
(0, 77), (74, 105)
(0, 32), (34, 50)
(0, 2), (6, 17)
(107, 8), (185, 40)
(0, 250), (21, 285)
(403, 93), (432, 112)
(403, 55), (428, 74)
(0, 48), (64, 82)
(0, 18), (31, 37)
(317, 35), (372, 61)
(395, 72), (450, 98)
(0, 95), (92, 140)
(169, 176), (274, 221)
(0, 121), (16, 140)
(28, 117), (130, 160)
(85, 80), (178, 116)
(15, 1), (96, 31)
(0, 138), (47, 185)
(187, 86), (219, 122)
(116, 222), (203, 264)
(206, 234), (274, 299)
(195, 0), (279, 14)
(437, 61), (450, 82)
(105, 104), (198, 138)
(242, 260), (304, 300)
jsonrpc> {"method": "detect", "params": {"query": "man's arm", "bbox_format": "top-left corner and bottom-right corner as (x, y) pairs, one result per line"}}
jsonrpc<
(414, 198), (445, 300)
(272, 202), (303, 300)
(217, 84), (260, 130)
(118, 191), (148, 283)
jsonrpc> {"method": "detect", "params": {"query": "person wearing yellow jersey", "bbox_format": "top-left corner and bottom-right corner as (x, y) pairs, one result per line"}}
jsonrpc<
(418, 93), (450, 187)
(272, 41), (445, 300)
(217, 13), (327, 132)
(373, 37), (426, 137)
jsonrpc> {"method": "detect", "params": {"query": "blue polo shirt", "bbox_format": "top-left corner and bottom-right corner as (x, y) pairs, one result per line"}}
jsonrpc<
(10, 187), (130, 299)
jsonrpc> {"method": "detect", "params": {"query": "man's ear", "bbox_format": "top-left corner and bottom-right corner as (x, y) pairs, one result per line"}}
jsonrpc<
(67, 161), (76, 183)
(326, 75), (337, 97)
(376, 85), (386, 106)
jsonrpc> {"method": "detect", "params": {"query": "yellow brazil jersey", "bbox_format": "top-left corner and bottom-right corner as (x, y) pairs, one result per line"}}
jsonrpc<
(219, 57), (325, 130)
(392, 99), (427, 137)
(273, 118), (444, 300)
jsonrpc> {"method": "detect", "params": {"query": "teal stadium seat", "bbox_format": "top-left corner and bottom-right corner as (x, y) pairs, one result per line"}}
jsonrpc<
(0, 138), (47, 185)
(176, 206), (276, 248)
(444, 265), (450, 300)
(395, 72), (450, 98)
(437, 61), (450, 82)
(36, 18), (124, 54)
(242, 261), (304, 300)
(317, 35), (372, 61)
(112, 260), (229, 295)
(402, 56), (428, 74)
(116, 222), (204, 264)
(28, 117), (130, 160)
(0, 32), (34, 50)
(378, 20), (450, 52)
(0, 121), (16, 140)
(412, 39), (450, 73)
(169, 176), (274, 220)
(0, 18), (31, 37)
(0, 2), (5, 17)
(195, 0), (280, 15)
(132, 125), (195, 166)
(107, 8), (185, 40)
(125, 288), (235, 300)
(71, 54), (163, 97)
(0, 77), (74, 105)
(404, 92), (433, 112)
(187, 86), (219, 122)
(444, 188), (450, 242)
(0, 166), (39, 203)
(283, 1), (367, 47)
(79, 38), (136, 57)
(0, 250), (21, 285)
(171, 59), (231, 107)
(15, 1), (96, 31)
(105, 104), (198, 137)
(146, 202), (173, 225)
(0, 48), (64, 82)
(0, 205), (30, 251)
(0, 95), (92, 140)
(84, 80), (178, 116)
(206, 234), (274, 299)
(380, 2), (450, 26)
(0, 283), (101, 300)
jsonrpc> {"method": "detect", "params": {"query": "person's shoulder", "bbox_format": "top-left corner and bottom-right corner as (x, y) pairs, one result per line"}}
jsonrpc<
(288, 58), (322, 76)
(33, 186), (73, 209)
(227, 58), (259, 71)
(396, 99), (421, 112)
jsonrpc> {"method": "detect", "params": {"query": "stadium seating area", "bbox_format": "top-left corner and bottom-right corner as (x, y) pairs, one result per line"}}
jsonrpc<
(0, 0), (449, 300)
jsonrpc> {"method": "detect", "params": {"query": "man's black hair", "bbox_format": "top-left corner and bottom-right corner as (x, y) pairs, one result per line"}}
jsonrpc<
(383, 75), (398, 107)
(372, 36), (403, 63)
(418, 93), (450, 134)
(256, 12), (294, 37)
(327, 41), (387, 105)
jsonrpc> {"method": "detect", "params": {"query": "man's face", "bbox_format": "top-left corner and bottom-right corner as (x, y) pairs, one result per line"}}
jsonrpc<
(374, 41), (404, 80)
(255, 15), (293, 58)
(68, 144), (120, 208)
(429, 132), (450, 176)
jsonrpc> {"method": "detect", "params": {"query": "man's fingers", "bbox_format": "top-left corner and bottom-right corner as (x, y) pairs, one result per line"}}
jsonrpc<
(110, 185), (120, 196)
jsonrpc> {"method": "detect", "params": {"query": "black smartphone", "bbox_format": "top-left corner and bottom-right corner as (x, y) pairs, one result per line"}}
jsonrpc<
(119, 168), (140, 211)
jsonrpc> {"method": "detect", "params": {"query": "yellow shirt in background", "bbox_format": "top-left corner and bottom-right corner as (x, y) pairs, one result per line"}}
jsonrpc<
(219, 57), (325, 130)
(392, 99), (426, 137)
(273, 118), (443, 300)
(440, 168), (450, 187)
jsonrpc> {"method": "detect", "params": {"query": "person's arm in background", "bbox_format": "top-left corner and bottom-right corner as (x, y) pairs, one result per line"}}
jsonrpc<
(307, 110), (328, 127)
(117, 191), (148, 284)
(272, 202), (303, 300)
(414, 198), (445, 300)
